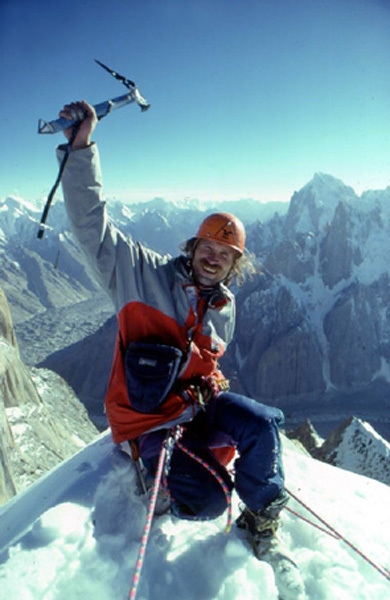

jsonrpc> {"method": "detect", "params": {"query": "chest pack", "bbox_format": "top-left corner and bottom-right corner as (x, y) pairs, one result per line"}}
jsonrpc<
(124, 342), (183, 413)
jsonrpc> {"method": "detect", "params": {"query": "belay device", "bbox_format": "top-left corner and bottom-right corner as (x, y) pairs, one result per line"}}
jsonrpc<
(37, 59), (150, 238)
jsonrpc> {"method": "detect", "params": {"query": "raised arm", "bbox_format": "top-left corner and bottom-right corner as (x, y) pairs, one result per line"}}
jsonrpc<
(57, 101), (165, 312)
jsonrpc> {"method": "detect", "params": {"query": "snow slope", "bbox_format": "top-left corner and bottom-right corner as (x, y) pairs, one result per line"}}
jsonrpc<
(0, 432), (389, 600)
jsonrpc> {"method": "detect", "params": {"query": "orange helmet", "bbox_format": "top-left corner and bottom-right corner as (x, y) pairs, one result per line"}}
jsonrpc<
(195, 212), (246, 255)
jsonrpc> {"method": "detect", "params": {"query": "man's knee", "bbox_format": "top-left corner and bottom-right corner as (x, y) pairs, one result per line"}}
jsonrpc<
(210, 392), (284, 440)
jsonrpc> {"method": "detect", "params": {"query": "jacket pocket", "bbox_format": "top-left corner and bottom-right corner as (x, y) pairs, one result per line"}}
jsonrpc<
(124, 342), (183, 413)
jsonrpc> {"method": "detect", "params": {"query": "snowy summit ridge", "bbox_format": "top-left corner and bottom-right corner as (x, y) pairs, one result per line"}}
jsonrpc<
(0, 432), (389, 599)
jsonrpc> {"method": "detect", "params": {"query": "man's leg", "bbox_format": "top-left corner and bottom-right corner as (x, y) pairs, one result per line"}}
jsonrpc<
(140, 429), (233, 520)
(168, 435), (233, 519)
(206, 392), (285, 511)
(205, 393), (306, 599)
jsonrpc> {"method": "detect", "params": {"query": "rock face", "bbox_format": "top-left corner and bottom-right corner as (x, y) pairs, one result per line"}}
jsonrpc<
(0, 288), (99, 505)
(234, 274), (326, 399)
(313, 416), (390, 486)
(286, 419), (324, 455)
(40, 316), (117, 430)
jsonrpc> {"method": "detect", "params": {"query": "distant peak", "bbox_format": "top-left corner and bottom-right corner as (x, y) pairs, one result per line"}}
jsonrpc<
(298, 173), (357, 203)
(311, 172), (347, 188)
(1, 195), (40, 213)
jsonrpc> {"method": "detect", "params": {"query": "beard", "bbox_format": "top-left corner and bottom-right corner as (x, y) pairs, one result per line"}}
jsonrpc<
(192, 259), (226, 287)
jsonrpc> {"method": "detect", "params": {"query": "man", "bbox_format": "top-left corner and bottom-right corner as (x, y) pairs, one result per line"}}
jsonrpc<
(57, 101), (305, 598)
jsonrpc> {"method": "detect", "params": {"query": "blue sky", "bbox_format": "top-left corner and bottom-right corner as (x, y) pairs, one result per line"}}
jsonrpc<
(1, 0), (389, 206)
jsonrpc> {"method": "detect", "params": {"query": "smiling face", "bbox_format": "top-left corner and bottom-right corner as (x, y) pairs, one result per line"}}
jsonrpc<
(191, 238), (237, 287)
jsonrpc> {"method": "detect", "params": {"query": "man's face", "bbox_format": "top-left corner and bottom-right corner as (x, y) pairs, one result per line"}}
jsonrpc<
(192, 239), (236, 287)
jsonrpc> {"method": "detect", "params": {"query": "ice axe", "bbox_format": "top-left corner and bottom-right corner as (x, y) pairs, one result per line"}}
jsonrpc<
(38, 59), (150, 135)
(37, 60), (150, 238)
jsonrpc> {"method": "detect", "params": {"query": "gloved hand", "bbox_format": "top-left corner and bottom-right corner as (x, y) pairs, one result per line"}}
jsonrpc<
(180, 375), (229, 407)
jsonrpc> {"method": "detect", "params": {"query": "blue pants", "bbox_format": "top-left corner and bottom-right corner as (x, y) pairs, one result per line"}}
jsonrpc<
(140, 392), (285, 520)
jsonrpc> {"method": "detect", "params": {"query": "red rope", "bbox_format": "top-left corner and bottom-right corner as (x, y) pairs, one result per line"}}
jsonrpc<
(176, 441), (233, 533)
(128, 433), (169, 600)
(285, 506), (339, 539)
(286, 487), (390, 583)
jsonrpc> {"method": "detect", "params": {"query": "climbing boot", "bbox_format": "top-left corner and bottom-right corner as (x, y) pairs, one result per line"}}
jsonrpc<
(237, 491), (307, 600)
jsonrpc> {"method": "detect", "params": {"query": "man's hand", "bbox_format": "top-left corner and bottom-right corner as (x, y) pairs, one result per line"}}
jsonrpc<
(59, 100), (97, 149)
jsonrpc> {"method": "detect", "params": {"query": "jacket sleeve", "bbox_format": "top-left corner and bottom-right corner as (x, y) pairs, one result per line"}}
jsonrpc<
(57, 143), (165, 311)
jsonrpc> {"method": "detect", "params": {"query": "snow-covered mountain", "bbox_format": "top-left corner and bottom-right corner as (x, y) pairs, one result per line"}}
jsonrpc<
(2, 174), (390, 444)
(0, 196), (102, 325)
(0, 431), (389, 599)
(1, 193), (278, 359)
(314, 416), (390, 485)
(287, 416), (390, 486)
(228, 174), (390, 440)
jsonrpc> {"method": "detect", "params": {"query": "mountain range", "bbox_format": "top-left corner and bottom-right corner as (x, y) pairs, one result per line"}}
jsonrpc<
(3, 172), (389, 440)
(227, 174), (390, 441)
(1, 171), (390, 499)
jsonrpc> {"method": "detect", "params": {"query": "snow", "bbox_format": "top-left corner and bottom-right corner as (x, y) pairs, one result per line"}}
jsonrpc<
(0, 432), (389, 599)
